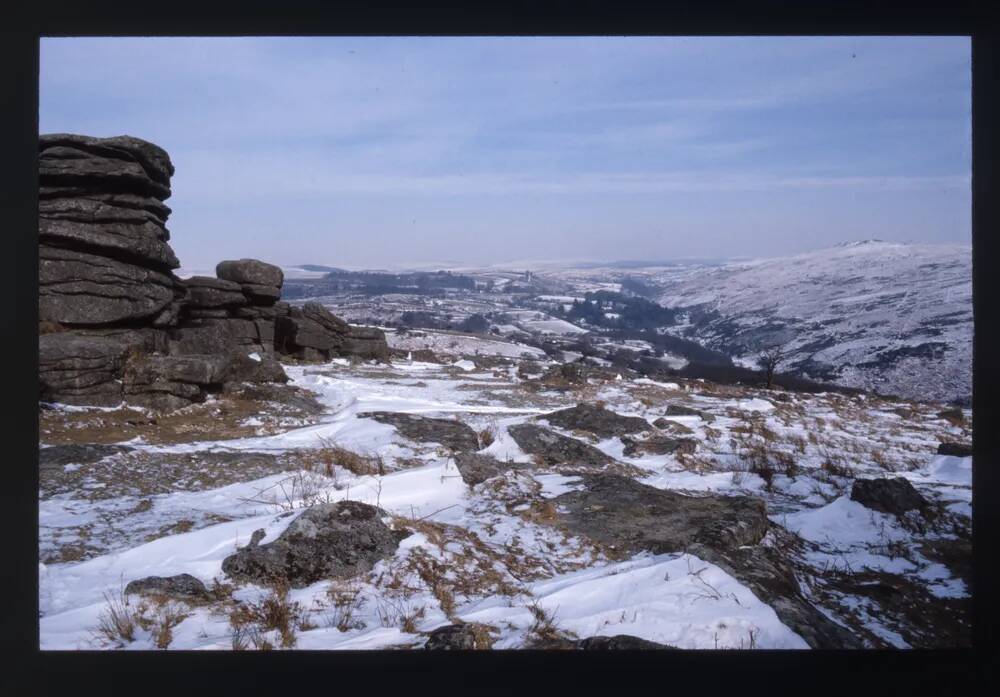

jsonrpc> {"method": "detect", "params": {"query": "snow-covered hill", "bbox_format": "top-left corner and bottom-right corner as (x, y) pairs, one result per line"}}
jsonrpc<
(655, 241), (972, 405)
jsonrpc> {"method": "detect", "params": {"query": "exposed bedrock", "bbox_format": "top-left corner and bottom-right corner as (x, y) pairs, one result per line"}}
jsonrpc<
(37, 133), (388, 410)
(550, 474), (864, 649)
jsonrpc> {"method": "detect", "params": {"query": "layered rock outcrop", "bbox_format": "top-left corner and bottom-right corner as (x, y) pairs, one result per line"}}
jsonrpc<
(38, 133), (389, 410)
(274, 301), (390, 362)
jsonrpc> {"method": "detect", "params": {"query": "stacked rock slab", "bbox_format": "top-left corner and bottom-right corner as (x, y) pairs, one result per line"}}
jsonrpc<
(37, 134), (287, 410)
(275, 301), (390, 362)
(38, 133), (389, 411)
(38, 134), (187, 406)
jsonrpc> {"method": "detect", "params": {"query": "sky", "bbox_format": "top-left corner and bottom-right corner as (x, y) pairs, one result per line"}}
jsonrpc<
(40, 36), (971, 270)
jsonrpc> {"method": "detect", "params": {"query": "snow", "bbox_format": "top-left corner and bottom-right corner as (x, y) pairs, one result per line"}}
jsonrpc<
(459, 553), (809, 649)
(39, 347), (972, 651)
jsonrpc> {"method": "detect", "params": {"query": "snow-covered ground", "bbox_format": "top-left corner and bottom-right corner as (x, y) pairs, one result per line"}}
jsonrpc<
(39, 353), (971, 650)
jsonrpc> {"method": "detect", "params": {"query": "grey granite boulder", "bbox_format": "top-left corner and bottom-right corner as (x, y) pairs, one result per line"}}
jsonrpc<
(216, 258), (284, 289)
(124, 574), (210, 601)
(221, 501), (401, 587)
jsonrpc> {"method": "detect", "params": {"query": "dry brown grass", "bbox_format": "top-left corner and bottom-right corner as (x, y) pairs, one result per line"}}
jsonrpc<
(477, 418), (499, 449)
(301, 438), (386, 477)
(40, 388), (322, 447)
(525, 599), (575, 645)
(93, 584), (191, 649)
(323, 579), (366, 632)
(93, 586), (138, 647)
(228, 581), (306, 649)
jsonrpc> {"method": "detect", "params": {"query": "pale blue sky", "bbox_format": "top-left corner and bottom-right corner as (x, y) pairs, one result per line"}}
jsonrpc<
(40, 36), (971, 269)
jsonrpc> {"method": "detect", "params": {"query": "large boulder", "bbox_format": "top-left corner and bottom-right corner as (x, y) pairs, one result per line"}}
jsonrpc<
(221, 501), (401, 588)
(275, 303), (347, 355)
(359, 412), (480, 451)
(541, 403), (651, 439)
(850, 477), (929, 516)
(342, 326), (391, 361)
(39, 245), (178, 326)
(216, 258), (284, 288)
(507, 423), (612, 467)
(39, 333), (128, 405)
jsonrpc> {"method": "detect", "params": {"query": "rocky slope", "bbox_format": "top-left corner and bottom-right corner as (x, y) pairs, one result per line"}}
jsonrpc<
(39, 329), (972, 651)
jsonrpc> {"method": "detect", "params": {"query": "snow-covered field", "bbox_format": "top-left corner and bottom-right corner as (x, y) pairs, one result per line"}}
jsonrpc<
(39, 351), (971, 650)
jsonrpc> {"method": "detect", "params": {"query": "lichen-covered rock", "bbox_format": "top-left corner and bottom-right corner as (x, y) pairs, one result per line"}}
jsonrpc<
(221, 501), (401, 587)
(507, 423), (612, 467)
(541, 403), (651, 439)
(124, 574), (209, 601)
(359, 412), (480, 451)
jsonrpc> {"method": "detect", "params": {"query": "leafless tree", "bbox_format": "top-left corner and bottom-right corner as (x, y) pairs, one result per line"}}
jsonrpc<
(758, 344), (787, 389)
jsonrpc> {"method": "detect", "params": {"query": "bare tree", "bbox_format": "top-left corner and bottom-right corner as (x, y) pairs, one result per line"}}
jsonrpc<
(758, 344), (787, 389)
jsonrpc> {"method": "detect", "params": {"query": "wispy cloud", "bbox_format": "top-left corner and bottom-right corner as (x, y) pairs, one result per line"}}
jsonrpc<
(40, 36), (971, 267)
